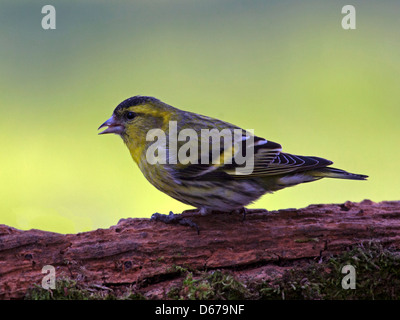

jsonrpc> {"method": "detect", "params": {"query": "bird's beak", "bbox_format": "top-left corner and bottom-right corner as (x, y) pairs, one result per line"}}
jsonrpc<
(98, 116), (125, 135)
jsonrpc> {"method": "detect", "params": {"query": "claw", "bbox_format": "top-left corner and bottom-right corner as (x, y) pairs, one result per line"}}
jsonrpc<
(151, 211), (200, 234)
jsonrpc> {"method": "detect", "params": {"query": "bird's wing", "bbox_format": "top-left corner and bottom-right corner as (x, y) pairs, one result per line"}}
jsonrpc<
(174, 133), (282, 180)
(174, 132), (333, 180)
(234, 152), (333, 178)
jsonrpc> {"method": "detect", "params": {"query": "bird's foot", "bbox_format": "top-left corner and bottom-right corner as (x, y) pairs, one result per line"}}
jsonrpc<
(151, 211), (200, 234)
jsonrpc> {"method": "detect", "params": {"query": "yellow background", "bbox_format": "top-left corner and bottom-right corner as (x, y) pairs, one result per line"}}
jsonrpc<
(1, 1), (399, 233)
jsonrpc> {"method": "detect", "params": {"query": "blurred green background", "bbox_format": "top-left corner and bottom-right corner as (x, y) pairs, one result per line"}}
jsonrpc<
(1, 0), (399, 234)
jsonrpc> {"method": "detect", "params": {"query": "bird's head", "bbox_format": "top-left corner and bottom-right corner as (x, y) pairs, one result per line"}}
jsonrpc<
(98, 96), (178, 163)
(98, 96), (176, 139)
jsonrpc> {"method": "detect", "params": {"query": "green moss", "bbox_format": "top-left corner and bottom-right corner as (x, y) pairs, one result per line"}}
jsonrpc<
(123, 292), (147, 300)
(167, 270), (252, 300)
(24, 277), (145, 300)
(258, 242), (400, 300)
(25, 278), (103, 300)
(166, 264), (191, 274)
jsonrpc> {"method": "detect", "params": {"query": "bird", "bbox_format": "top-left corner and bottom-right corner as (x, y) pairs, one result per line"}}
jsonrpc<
(98, 96), (367, 221)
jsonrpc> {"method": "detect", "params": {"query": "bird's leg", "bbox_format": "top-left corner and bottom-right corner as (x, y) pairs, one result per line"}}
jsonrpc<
(233, 207), (248, 221)
(241, 207), (248, 221)
(151, 211), (200, 234)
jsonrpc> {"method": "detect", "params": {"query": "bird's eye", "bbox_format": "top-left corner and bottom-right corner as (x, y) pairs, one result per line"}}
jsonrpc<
(126, 111), (136, 120)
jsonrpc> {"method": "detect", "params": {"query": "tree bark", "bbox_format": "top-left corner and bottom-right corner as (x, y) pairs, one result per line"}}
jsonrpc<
(1, 199), (399, 299)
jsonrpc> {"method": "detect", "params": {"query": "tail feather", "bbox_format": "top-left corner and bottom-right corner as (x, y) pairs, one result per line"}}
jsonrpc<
(312, 167), (368, 180)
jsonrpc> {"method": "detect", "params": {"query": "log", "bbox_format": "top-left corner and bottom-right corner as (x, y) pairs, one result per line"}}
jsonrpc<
(1, 199), (400, 299)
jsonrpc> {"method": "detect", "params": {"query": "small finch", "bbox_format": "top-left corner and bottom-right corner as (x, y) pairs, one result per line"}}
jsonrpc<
(98, 96), (367, 218)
